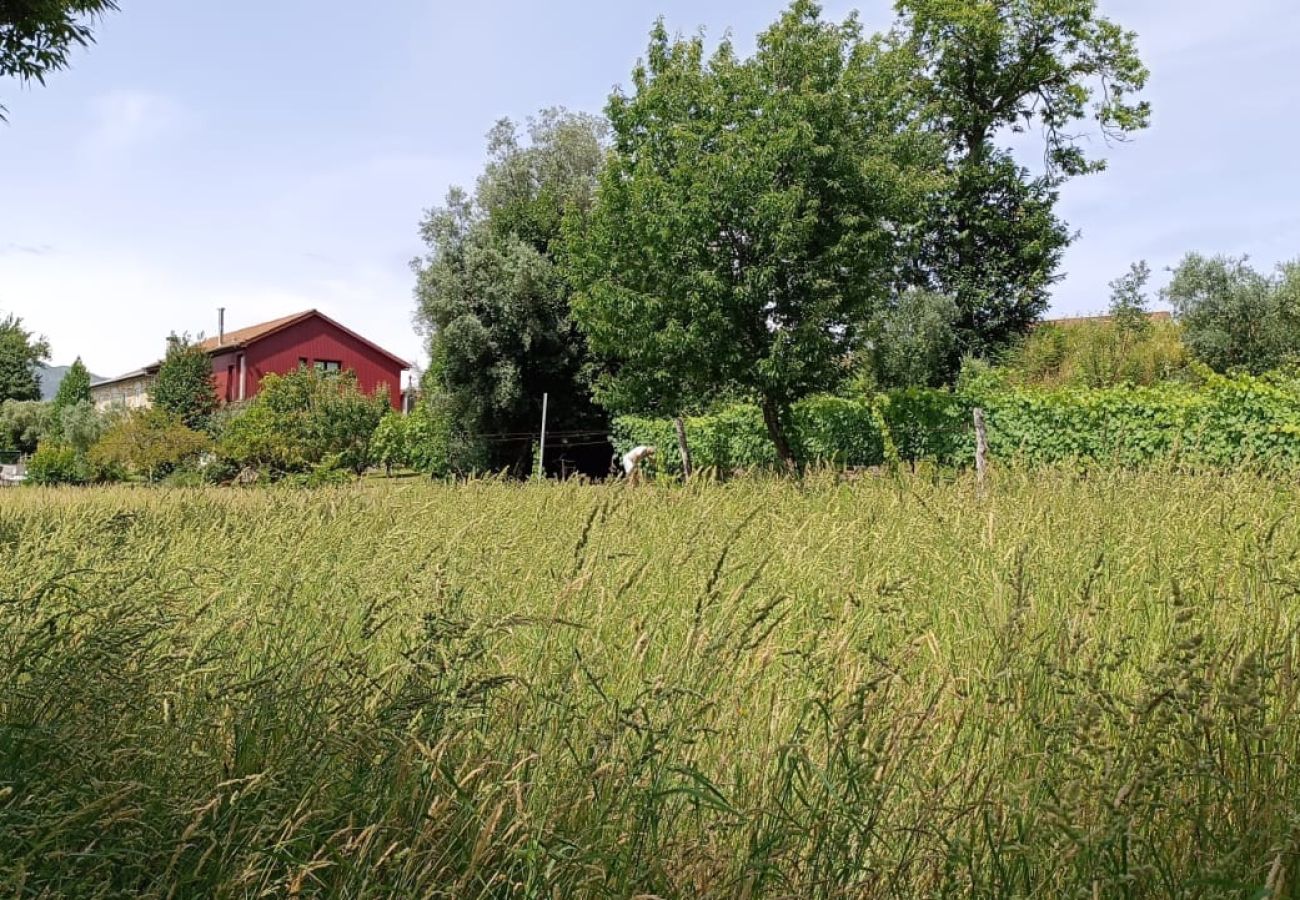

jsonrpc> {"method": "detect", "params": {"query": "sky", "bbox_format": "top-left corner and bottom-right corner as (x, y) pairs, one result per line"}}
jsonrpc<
(1, 0), (1298, 379)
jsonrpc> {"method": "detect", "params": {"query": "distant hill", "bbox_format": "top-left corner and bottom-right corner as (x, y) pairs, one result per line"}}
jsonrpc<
(36, 364), (103, 402)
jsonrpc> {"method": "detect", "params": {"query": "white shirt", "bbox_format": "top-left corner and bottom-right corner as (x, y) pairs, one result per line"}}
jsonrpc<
(622, 445), (653, 475)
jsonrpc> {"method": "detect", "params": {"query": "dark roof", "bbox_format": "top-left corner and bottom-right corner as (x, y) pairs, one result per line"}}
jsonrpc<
(90, 368), (155, 389)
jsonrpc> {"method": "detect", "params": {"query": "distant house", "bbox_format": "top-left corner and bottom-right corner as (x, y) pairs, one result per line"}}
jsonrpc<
(91, 310), (409, 412)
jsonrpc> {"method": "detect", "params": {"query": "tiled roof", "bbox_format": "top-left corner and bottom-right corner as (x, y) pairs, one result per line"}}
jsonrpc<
(198, 310), (316, 353)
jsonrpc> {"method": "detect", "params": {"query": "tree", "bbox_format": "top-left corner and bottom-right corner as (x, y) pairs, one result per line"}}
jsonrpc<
(895, 0), (1150, 356)
(1108, 261), (1153, 334)
(0, 398), (51, 453)
(1, 0), (119, 120)
(151, 334), (218, 432)
(217, 368), (388, 476)
(413, 108), (609, 475)
(865, 290), (960, 390)
(52, 356), (92, 408)
(1164, 254), (1300, 374)
(55, 398), (102, 453)
(0, 314), (50, 402)
(569, 2), (935, 469)
(89, 408), (209, 482)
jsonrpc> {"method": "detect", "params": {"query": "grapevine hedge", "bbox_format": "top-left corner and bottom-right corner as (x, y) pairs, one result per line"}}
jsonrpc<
(614, 373), (1300, 474)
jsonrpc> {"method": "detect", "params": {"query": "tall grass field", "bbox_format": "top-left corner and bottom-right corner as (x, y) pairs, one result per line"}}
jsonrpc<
(2, 472), (1299, 897)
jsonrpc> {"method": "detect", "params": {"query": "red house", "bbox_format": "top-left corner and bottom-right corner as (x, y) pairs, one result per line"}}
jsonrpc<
(202, 310), (409, 410)
(92, 310), (410, 413)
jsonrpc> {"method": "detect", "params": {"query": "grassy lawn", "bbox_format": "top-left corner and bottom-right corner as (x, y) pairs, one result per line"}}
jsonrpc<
(1, 471), (1298, 896)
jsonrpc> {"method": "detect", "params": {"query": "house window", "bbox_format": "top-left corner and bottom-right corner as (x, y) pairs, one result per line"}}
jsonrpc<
(314, 360), (342, 373)
(299, 357), (309, 369)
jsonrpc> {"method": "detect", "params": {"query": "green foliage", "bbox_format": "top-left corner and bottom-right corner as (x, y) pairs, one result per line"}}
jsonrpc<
(24, 442), (87, 485)
(151, 335), (218, 431)
(618, 372), (1300, 474)
(970, 374), (1300, 469)
(88, 408), (210, 481)
(370, 412), (410, 475)
(570, 2), (938, 467)
(905, 153), (1071, 357)
(414, 109), (608, 475)
(864, 289), (960, 389)
(616, 397), (890, 475)
(1109, 260), (1153, 333)
(0, 313), (51, 402)
(1164, 253), (1300, 374)
(0, 398), (53, 453)
(51, 356), (92, 408)
(217, 368), (387, 477)
(0, 0), (118, 120)
(54, 399), (104, 454)
(1002, 317), (1191, 389)
(895, 0), (1150, 355)
(896, 0), (1151, 179)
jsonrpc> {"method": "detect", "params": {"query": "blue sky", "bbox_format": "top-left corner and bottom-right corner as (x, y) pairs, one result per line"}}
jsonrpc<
(1, 0), (1297, 378)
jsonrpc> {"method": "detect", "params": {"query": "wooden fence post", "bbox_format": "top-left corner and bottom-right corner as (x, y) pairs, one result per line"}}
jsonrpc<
(973, 407), (989, 492)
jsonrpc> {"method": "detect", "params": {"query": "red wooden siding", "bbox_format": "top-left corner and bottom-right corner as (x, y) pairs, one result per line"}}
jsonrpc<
(210, 314), (405, 410)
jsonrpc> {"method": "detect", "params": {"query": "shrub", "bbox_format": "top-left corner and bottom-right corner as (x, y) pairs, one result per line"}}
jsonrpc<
(89, 408), (211, 482)
(1002, 318), (1191, 389)
(217, 369), (388, 477)
(25, 443), (87, 485)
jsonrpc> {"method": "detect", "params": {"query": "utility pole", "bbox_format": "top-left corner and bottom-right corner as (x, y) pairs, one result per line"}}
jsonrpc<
(537, 392), (549, 480)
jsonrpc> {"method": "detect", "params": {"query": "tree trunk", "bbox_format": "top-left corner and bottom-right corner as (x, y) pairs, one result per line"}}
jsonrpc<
(673, 416), (693, 482)
(760, 399), (799, 475)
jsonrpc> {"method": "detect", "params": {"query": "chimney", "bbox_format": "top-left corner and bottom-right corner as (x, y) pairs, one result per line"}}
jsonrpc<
(218, 307), (225, 345)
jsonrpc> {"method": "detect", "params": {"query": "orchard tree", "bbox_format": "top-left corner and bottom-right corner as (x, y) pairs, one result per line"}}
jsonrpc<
(414, 108), (609, 475)
(0, 313), (50, 402)
(895, 0), (1150, 356)
(52, 355), (91, 408)
(1, 0), (119, 119)
(150, 334), (218, 432)
(569, 2), (936, 469)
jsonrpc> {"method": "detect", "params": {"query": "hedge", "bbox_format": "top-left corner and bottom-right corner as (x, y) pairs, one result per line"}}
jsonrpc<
(613, 374), (1300, 474)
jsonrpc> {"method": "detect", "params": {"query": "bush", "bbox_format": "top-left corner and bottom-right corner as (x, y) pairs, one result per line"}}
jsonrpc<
(89, 408), (211, 482)
(216, 369), (388, 477)
(25, 443), (88, 485)
(1002, 318), (1191, 389)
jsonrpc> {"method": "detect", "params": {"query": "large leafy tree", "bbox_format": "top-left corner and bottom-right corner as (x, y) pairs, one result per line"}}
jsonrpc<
(0, 313), (50, 402)
(894, 0), (1150, 357)
(569, 2), (936, 469)
(1164, 254), (1300, 374)
(150, 335), (218, 432)
(1, 0), (118, 119)
(413, 109), (608, 476)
